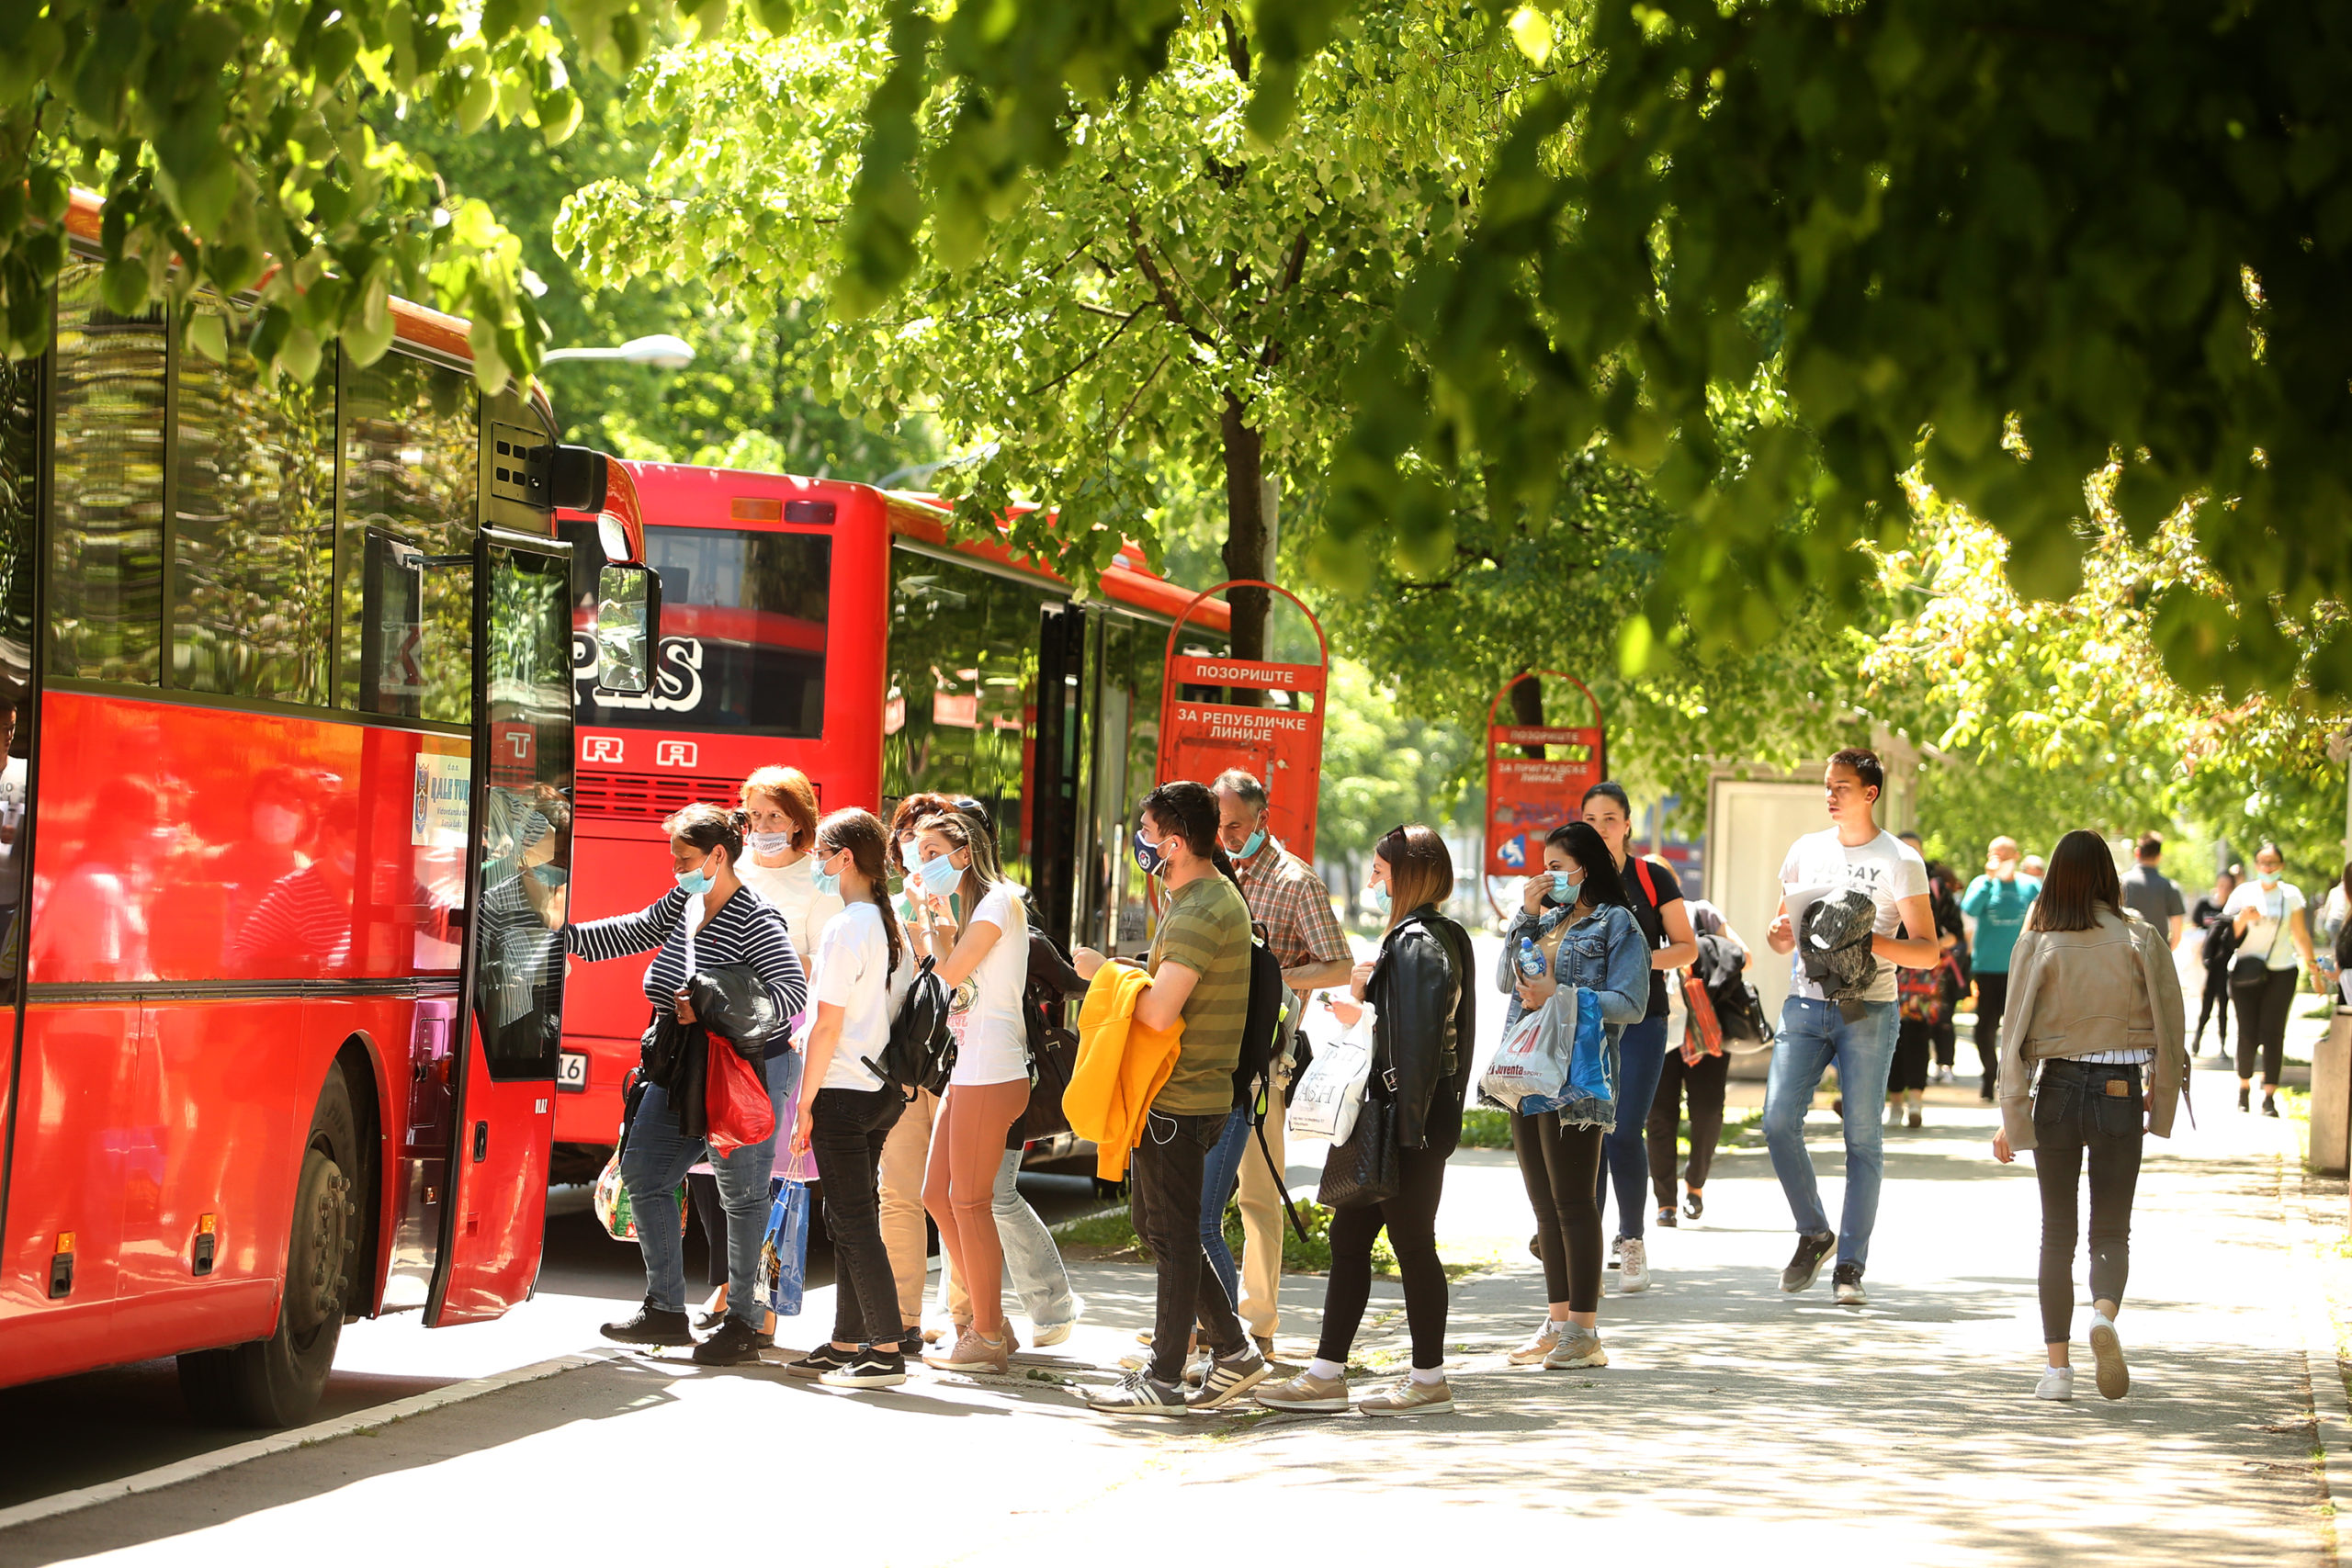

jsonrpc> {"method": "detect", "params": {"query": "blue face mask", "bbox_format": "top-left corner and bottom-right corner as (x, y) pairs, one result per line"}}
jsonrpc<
(811, 853), (842, 900)
(1550, 870), (1580, 898)
(1369, 882), (1392, 915)
(1237, 828), (1266, 861)
(916, 852), (964, 897)
(674, 858), (714, 897)
(1134, 827), (1174, 878)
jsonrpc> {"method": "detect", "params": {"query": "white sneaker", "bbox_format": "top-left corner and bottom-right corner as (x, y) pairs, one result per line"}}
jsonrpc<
(1617, 1237), (1649, 1293)
(2034, 1365), (2075, 1402)
(1508, 1317), (1566, 1365)
(1031, 1294), (1083, 1348)
(2088, 1314), (2129, 1400)
(1885, 1099), (1905, 1129)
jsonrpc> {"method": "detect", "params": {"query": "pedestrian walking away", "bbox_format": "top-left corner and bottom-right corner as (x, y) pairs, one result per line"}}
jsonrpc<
(2188, 865), (2241, 1057)
(1073, 782), (1271, 1415)
(905, 806), (1035, 1374)
(2119, 833), (2188, 950)
(1649, 899), (1747, 1219)
(1888, 831), (1963, 1124)
(2224, 841), (2320, 1117)
(1207, 768), (1354, 1356)
(1258, 824), (1477, 1416)
(1574, 781), (1698, 1292)
(1991, 829), (2189, 1403)
(565, 804), (808, 1366)
(1761, 750), (1940, 1307)
(1472, 820), (1647, 1379)
(1962, 836), (2041, 1100)
(784, 808), (917, 1389)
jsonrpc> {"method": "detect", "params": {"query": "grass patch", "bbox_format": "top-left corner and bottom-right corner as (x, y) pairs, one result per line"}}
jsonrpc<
(1460, 1108), (1513, 1149)
(1060, 1194), (1484, 1280)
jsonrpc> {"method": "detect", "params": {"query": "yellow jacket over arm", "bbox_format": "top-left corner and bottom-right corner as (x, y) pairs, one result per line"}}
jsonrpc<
(1066, 962), (1185, 1181)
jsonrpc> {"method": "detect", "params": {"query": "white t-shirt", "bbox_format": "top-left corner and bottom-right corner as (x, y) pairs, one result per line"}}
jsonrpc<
(1779, 828), (1930, 1004)
(947, 883), (1031, 1087)
(740, 852), (842, 978)
(2224, 879), (2306, 971)
(813, 900), (895, 1092)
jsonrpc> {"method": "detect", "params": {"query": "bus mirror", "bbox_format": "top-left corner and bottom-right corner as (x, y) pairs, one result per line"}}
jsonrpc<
(594, 564), (658, 695)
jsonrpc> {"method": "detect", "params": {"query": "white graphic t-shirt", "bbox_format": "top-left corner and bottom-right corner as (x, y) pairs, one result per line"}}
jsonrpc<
(1779, 828), (1930, 1004)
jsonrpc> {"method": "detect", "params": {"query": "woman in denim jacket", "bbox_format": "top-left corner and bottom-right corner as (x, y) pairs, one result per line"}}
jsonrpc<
(1493, 821), (1650, 1371)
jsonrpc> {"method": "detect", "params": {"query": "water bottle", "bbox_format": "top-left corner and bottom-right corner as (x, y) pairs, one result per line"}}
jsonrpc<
(1514, 935), (1547, 979)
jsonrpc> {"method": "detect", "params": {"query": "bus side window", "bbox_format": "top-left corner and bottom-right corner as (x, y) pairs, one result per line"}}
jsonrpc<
(49, 260), (167, 686)
(340, 354), (474, 723)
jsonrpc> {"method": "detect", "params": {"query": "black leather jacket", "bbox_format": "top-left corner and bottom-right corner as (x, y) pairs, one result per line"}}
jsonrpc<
(1366, 906), (1476, 1156)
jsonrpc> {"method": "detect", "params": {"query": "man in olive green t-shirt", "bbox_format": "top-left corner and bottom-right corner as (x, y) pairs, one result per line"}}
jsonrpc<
(1148, 871), (1252, 1115)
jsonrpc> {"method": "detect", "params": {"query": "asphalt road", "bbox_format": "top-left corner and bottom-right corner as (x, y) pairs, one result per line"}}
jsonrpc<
(0, 1165), (1102, 1511)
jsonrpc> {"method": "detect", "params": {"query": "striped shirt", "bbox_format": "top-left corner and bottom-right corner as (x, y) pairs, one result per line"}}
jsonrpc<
(566, 885), (808, 1053)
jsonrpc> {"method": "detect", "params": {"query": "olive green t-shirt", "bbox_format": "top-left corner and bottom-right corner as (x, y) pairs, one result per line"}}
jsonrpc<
(1147, 872), (1252, 1116)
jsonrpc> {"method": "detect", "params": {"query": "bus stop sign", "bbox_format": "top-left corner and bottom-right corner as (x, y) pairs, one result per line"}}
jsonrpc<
(1159, 580), (1329, 862)
(1484, 671), (1605, 876)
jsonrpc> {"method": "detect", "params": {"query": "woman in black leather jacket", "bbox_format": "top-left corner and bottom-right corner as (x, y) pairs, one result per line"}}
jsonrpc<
(1256, 825), (1475, 1417)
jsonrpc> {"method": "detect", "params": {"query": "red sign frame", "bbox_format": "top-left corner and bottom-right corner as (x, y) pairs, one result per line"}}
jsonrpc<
(1484, 671), (1606, 877)
(1158, 580), (1329, 863)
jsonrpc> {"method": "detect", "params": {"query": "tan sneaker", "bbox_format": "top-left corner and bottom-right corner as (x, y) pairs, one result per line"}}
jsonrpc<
(1357, 1373), (1453, 1416)
(1254, 1369), (1351, 1413)
(1543, 1324), (1608, 1370)
(1508, 1317), (1566, 1365)
(923, 1326), (1012, 1374)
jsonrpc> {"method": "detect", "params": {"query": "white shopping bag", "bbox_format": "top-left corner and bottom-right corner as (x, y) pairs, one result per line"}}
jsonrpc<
(1288, 1002), (1375, 1144)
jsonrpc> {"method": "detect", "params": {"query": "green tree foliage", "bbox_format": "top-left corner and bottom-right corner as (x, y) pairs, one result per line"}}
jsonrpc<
(1315, 654), (1476, 890)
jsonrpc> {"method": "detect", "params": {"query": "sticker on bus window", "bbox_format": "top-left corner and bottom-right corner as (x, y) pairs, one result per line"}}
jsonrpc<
(413, 752), (472, 847)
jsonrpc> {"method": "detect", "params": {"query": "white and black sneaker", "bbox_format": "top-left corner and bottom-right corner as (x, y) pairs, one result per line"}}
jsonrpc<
(783, 1344), (855, 1380)
(1188, 1346), (1272, 1412)
(1780, 1231), (1837, 1293)
(820, 1348), (910, 1389)
(1086, 1367), (1188, 1416)
(1833, 1261), (1867, 1306)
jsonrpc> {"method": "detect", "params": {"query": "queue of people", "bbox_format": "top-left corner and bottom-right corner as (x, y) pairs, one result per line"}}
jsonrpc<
(561, 748), (2335, 1415)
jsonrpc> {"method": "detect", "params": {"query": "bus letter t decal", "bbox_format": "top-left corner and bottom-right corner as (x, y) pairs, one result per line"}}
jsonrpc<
(655, 740), (697, 768)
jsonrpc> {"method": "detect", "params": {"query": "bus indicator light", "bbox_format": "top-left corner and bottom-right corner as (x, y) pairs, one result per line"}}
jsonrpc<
(49, 1233), (74, 1298)
(194, 1214), (219, 1276)
(730, 497), (783, 522)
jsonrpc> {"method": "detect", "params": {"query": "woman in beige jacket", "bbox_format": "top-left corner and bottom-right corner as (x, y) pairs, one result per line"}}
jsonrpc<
(1991, 830), (2189, 1403)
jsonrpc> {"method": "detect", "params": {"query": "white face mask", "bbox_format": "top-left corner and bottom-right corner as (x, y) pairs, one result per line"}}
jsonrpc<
(253, 804), (302, 846)
(747, 829), (795, 856)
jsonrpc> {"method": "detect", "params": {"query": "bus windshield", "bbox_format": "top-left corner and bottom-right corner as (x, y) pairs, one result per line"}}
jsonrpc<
(563, 522), (830, 737)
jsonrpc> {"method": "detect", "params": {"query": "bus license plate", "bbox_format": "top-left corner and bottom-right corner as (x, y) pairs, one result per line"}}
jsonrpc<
(557, 1052), (589, 1092)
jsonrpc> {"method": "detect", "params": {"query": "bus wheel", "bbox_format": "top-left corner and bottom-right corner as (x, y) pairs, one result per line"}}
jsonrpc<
(179, 1067), (359, 1427)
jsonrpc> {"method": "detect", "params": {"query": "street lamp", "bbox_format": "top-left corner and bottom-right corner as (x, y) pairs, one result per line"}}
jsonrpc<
(540, 334), (696, 368)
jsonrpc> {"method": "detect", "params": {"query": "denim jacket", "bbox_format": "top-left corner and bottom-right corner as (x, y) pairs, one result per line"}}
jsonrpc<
(1497, 903), (1651, 1035)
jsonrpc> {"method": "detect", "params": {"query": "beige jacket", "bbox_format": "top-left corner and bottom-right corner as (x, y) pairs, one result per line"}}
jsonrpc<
(1996, 910), (2188, 1151)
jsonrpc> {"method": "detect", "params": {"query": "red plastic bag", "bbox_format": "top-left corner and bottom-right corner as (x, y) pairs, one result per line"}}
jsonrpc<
(706, 1042), (775, 1157)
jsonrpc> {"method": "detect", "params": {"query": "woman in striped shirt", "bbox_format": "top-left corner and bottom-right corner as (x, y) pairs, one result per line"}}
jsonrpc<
(566, 803), (808, 1367)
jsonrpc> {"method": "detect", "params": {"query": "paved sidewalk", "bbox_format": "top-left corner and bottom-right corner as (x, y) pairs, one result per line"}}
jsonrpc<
(4, 1057), (2334, 1567)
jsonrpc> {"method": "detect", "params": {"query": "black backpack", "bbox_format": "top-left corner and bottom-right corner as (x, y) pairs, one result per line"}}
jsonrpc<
(863, 954), (956, 1095)
(1230, 922), (1287, 1113)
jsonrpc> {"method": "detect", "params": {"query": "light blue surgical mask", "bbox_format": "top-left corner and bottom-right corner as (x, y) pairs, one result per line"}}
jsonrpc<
(674, 857), (714, 897)
(811, 853), (842, 899)
(1550, 870), (1580, 898)
(917, 852), (964, 897)
(1369, 883), (1391, 915)
(1237, 828), (1267, 861)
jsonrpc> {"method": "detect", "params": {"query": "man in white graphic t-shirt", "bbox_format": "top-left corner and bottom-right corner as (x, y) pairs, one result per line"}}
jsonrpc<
(1761, 748), (1939, 1307)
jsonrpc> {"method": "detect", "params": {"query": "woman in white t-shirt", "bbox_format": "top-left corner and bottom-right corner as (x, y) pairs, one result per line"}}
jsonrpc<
(2223, 840), (2321, 1116)
(736, 765), (842, 965)
(779, 807), (916, 1387)
(906, 806), (1032, 1375)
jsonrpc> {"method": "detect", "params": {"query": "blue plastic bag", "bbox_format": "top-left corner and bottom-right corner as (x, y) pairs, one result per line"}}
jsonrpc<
(759, 1179), (812, 1317)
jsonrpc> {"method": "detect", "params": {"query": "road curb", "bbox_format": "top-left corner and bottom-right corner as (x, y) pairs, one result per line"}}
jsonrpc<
(2290, 1156), (2349, 1568)
(0, 1346), (622, 1536)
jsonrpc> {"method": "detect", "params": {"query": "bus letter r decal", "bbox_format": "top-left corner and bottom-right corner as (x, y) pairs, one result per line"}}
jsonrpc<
(582, 736), (625, 765)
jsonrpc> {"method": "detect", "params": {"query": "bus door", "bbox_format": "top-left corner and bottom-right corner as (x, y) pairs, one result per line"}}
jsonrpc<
(426, 533), (576, 1325)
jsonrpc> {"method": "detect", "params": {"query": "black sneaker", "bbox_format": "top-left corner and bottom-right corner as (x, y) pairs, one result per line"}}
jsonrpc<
(1187, 1346), (1272, 1411)
(2239, 1086), (2251, 1112)
(896, 1328), (926, 1358)
(820, 1348), (910, 1388)
(2262, 1094), (2280, 1119)
(1657, 1205), (1679, 1229)
(693, 1316), (771, 1366)
(784, 1345), (855, 1380)
(1682, 1190), (1704, 1221)
(1833, 1261), (1868, 1306)
(601, 1297), (694, 1346)
(1780, 1231), (1837, 1293)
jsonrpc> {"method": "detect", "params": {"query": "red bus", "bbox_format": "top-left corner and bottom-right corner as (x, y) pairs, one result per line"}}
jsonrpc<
(548, 464), (1228, 1168)
(0, 193), (655, 1423)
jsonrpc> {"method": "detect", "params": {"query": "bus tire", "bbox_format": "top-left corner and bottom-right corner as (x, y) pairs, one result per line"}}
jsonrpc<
(178, 1067), (359, 1427)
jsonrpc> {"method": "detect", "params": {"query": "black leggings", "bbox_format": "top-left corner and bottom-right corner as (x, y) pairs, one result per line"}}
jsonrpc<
(1973, 973), (2010, 1094)
(2193, 963), (2231, 1050)
(687, 1170), (729, 1290)
(1317, 1145), (1450, 1371)
(2030, 1060), (2143, 1343)
(1890, 1019), (1933, 1093)
(1646, 1049), (1728, 1207)
(2233, 965), (2298, 1084)
(1511, 1111), (1605, 1312)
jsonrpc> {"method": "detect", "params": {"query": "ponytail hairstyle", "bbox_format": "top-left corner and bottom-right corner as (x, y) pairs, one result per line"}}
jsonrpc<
(1547, 821), (1628, 908)
(1374, 823), (1453, 929)
(1139, 779), (1240, 890)
(815, 807), (901, 976)
(910, 806), (1027, 939)
(664, 802), (748, 870)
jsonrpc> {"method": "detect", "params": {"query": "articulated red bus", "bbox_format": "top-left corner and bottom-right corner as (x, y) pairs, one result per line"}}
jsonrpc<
(0, 193), (653, 1423)
(548, 465), (1228, 1169)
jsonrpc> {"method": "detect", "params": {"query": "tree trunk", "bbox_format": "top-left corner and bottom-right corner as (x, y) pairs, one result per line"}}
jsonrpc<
(1510, 669), (1546, 759)
(1220, 389), (1270, 691)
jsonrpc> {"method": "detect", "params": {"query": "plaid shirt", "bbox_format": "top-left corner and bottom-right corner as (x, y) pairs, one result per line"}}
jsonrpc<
(1234, 836), (1350, 976)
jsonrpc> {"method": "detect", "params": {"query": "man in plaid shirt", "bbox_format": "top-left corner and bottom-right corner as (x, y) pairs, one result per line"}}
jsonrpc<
(1211, 768), (1354, 1354)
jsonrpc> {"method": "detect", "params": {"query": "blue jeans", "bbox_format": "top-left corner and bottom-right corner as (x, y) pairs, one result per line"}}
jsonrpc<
(1762, 996), (1899, 1269)
(1595, 1014), (1669, 1239)
(620, 1050), (800, 1325)
(1197, 1103), (1251, 1308)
